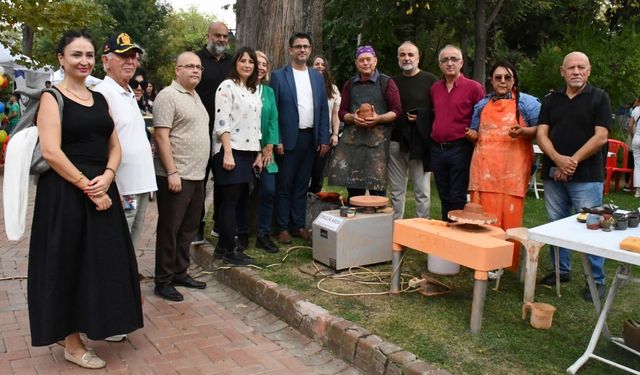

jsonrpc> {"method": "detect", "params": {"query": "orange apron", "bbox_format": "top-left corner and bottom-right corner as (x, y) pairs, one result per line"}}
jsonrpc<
(469, 97), (533, 271)
(469, 97), (532, 197)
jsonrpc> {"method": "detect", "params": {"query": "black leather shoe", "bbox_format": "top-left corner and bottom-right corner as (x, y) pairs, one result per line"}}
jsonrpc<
(154, 283), (184, 301)
(539, 271), (571, 286)
(236, 234), (249, 251)
(256, 235), (279, 253)
(213, 244), (226, 258)
(172, 275), (206, 289)
(191, 230), (205, 245)
(223, 247), (256, 266)
(583, 283), (606, 301)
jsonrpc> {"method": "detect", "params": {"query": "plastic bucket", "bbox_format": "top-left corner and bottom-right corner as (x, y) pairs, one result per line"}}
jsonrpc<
(522, 302), (556, 329)
(427, 254), (460, 275)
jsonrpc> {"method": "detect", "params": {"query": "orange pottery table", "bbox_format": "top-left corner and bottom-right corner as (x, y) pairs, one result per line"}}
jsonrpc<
(389, 218), (514, 333)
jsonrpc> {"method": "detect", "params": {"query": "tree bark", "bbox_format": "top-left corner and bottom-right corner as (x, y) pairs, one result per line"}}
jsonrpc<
(22, 25), (34, 56)
(472, 0), (504, 84)
(236, 0), (324, 70)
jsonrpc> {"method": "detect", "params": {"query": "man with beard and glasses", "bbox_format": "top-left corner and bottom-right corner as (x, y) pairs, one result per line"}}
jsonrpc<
(194, 21), (233, 244)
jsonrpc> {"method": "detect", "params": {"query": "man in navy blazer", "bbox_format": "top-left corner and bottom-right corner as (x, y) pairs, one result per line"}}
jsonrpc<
(270, 31), (330, 243)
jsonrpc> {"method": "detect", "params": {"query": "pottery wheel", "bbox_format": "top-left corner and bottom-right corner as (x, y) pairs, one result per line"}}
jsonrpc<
(349, 195), (389, 208)
(448, 202), (497, 225)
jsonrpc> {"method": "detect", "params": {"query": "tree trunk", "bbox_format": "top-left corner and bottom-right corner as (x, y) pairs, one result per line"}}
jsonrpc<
(473, 0), (504, 84)
(473, 0), (487, 84)
(236, 0), (324, 70)
(22, 24), (34, 56)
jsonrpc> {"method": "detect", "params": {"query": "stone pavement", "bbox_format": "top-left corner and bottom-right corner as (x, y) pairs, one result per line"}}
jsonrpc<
(0, 172), (361, 374)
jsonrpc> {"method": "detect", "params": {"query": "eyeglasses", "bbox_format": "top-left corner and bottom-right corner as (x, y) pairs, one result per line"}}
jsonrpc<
(129, 79), (147, 90)
(439, 56), (461, 64)
(493, 74), (513, 82)
(177, 64), (204, 71)
(292, 44), (311, 50)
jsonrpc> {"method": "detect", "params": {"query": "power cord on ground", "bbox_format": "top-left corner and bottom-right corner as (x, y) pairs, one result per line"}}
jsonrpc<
(190, 244), (427, 297)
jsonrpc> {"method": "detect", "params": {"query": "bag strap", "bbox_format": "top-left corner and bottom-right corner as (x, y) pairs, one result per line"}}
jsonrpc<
(36, 88), (64, 126)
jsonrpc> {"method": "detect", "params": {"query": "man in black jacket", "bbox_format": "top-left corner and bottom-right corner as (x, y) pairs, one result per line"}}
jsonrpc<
(193, 21), (233, 244)
(389, 41), (438, 219)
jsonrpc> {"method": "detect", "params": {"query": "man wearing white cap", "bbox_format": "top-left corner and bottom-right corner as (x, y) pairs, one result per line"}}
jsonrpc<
(94, 32), (157, 341)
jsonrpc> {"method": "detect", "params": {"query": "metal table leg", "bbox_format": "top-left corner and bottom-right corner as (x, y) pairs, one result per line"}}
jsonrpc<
(567, 264), (628, 374)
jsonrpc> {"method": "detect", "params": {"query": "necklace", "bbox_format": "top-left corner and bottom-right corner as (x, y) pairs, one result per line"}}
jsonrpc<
(60, 85), (91, 101)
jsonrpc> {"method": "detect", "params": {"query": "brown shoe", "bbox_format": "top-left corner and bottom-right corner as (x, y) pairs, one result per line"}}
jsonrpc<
(294, 228), (311, 241)
(277, 230), (292, 244)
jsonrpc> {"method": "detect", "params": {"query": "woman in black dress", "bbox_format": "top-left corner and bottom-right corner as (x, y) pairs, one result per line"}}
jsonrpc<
(28, 30), (143, 369)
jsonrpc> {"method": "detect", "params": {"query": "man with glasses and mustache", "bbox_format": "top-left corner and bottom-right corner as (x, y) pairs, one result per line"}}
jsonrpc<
(152, 52), (210, 301)
(94, 32), (158, 342)
(270, 32), (330, 244)
(430, 44), (484, 221)
(194, 21), (233, 245)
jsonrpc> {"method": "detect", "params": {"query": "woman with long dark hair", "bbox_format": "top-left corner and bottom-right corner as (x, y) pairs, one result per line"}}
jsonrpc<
(309, 55), (341, 193)
(468, 59), (540, 271)
(212, 46), (263, 265)
(28, 30), (143, 369)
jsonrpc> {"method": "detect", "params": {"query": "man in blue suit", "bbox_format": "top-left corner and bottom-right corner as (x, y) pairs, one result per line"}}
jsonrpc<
(270, 32), (330, 243)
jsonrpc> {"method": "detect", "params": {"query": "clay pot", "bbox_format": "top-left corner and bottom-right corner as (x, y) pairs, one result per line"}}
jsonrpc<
(615, 217), (629, 230)
(356, 103), (374, 118)
(601, 214), (614, 232)
(586, 214), (601, 230)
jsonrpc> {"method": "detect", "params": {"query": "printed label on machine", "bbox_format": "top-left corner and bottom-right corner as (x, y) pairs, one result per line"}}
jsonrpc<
(316, 212), (345, 231)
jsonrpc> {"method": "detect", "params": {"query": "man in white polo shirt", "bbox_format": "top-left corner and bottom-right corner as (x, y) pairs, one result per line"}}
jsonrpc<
(94, 32), (157, 342)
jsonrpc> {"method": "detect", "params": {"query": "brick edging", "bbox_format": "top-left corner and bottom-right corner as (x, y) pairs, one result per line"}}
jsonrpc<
(191, 242), (452, 375)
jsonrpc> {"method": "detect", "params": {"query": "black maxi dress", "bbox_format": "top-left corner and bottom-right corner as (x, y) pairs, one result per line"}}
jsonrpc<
(27, 88), (143, 346)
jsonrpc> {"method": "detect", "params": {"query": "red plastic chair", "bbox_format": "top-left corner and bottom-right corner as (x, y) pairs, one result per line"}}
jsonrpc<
(604, 139), (633, 194)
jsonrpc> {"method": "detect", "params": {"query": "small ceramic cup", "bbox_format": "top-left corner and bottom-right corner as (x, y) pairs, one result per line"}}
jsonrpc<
(346, 208), (357, 218)
(339, 206), (349, 217)
(586, 214), (601, 230)
(615, 217), (629, 230)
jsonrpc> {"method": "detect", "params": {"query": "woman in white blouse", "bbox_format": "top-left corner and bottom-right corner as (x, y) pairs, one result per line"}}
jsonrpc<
(309, 55), (341, 193)
(212, 46), (263, 265)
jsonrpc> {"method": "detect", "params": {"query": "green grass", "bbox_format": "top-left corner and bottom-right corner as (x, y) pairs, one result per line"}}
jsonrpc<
(205, 176), (640, 375)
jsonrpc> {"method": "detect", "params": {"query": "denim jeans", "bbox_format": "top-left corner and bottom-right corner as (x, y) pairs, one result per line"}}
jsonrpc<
(257, 170), (277, 236)
(543, 180), (605, 284)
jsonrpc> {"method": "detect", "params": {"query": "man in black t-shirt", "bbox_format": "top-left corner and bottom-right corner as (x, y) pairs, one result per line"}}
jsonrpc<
(389, 41), (438, 220)
(193, 21), (233, 244)
(536, 51), (611, 301)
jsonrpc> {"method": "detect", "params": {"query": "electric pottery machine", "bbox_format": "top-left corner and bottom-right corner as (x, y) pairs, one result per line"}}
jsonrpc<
(312, 195), (394, 270)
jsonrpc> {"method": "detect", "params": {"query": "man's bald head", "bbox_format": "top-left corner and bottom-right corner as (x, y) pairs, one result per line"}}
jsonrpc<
(562, 51), (590, 68)
(207, 22), (229, 57)
(561, 51), (591, 93)
(175, 51), (203, 91)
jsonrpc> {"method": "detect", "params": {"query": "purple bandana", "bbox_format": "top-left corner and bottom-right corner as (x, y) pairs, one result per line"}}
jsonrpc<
(356, 45), (376, 58)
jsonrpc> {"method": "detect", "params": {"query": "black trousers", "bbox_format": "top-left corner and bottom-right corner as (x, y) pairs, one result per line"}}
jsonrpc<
(155, 177), (204, 284)
(217, 183), (247, 251)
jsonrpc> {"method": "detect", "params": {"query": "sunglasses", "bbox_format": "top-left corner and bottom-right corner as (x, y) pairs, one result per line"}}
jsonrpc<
(129, 79), (148, 90)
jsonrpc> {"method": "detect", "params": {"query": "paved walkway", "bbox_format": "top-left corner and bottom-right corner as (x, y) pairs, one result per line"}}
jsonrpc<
(0, 173), (360, 374)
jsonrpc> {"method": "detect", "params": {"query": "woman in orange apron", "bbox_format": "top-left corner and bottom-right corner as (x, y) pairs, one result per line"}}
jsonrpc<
(468, 60), (541, 272)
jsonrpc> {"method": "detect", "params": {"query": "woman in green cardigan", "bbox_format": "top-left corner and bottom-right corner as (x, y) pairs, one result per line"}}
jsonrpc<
(254, 50), (280, 253)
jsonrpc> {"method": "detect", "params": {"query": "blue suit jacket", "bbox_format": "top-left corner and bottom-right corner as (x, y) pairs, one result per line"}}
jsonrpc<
(270, 65), (330, 151)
